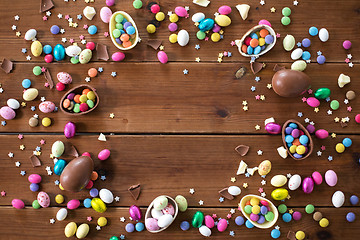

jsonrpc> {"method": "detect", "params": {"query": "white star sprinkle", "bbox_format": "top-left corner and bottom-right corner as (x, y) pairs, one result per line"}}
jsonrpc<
(261, 180), (266, 185)
(46, 11), (52, 17)
(40, 97), (46, 102)
(61, 37), (67, 43)
(96, 225), (101, 230)
(60, 28), (65, 34)
(15, 161), (21, 167)
(120, 217), (126, 222)
(50, 218), (55, 224)
(275, 225), (280, 230)
(257, 150), (263, 155)
(293, 0), (299, 6)
(199, 200), (204, 205)
(115, 196), (120, 202)
(58, 13), (63, 19)
(8, 152), (14, 158)
(11, 25), (17, 30)
(26, 55), (31, 61)
(317, 151), (322, 156)
(189, 188), (195, 194)
(14, 15), (20, 21)
(260, 0), (265, 5)
(230, 209), (236, 214)
(287, 173), (292, 178)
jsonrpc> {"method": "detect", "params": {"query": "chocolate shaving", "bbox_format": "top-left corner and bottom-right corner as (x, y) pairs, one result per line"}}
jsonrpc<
(287, 231), (296, 240)
(235, 145), (250, 156)
(128, 184), (141, 200)
(29, 155), (42, 167)
(1, 58), (13, 74)
(218, 188), (234, 200)
(250, 61), (265, 74)
(146, 39), (162, 50)
(96, 43), (109, 61)
(273, 64), (285, 72)
(44, 69), (54, 89)
(340, 122), (348, 128)
(40, 0), (54, 13)
(235, 67), (247, 79)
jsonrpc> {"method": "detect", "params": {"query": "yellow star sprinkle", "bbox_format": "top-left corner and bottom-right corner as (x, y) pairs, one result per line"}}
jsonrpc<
(159, 45), (165, 50)
(270, 7), (276, 12)
(286, 194), (291, 200)
(217, 58), (223, 63)
(218, 53), (224, 58)
(194, 22), (199, 27)
(21, 102), (26, 107)
(267, 84), (272, 89)
(19, 145), (25, 150)
(109, 113), (115, 119)
(334, 117), (340, 122)
(16, 31), (21, 37)
(230, 177), (236, 183)
(242, 100), (248, 106)
(260, 95), (265, 101)
(288, 209), (294, 214)
(50, 154), (54, 159)
(73, 23), (78, 28)
(219, 30), (224, 35)
(331, 133), (336, 138)
(36, 151), (41, 156)
(242, 182), (248, 188)
(314, 107), (319, 113)
(195, 57), (201, 62)
(243, 106), (248, 111)
(341, 118), (347, 123)
(255, 125), (261, 130)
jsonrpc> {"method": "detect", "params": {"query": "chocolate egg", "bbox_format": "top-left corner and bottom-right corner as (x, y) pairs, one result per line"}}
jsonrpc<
(60, 156), (94, 192)
(272, 70), (311, 97)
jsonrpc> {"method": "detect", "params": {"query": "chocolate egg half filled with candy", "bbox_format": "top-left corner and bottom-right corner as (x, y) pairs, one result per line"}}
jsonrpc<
(272, 69), (311, 97)
(60, 156), (94, 192)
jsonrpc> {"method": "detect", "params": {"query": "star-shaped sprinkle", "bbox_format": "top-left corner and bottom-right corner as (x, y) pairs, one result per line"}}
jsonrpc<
(293, 0), (299, 5)
(100, 175), (106, 181)
(327, 110), (333, 115)
(87, 216), (92, 221)
(159, 45), (165, 51)
(314, 107), (319, 113)
(245, 173), (250, 178)
(258, 188), (264, 193)
(331, 133), (336, 138)
(219, 197), (224, 203)
(344, 99), (349, 104)
(19, 145), (25, 150)
(195, 57), (201, 62)
(8, 152), (14, 158)
(317, 51), (322, 56)
(317, 151), (322, 156)
(242, 100), (248, 105)
(276, 33), (281, 38)
(85, 77), (91, 82)
(275, 225), (280, 230)
(115, 196), (120, 202)
(321, 145), (326, 151)
(14, 15), (20, 20)
(304, 118), (310, 123)
(77, 14), (82, 20)
(98, 67), (103, 72)
(40, 97), (46, 102)
(251, 86), (256, 92)
(230, 177), (236, 182)
(183, 69), (189, 75)
(109, 113), (115, 118)
(243, 106), (248, 111)
(199, 200), (204, 205)
(42, 16), (48, 21)
(46, 11), (51, 17)
(26, 55), (31, 61)
(227, 213), (232, 219)
(20, 170), (26, 176)
(260, 0), (265, 5)
(328, 156), (333, 161)
(229, 230), (235, 236)
(11, 25), (17, 31)
(111, 72), (117, 77)
(255, 125), (260, 130)
(347, 106), (352, 112)
(255, 76), (261, 82)
(54, 180), (60, 185)
(349, 62), (354, 68)
(287, 173), (292, 178)
(334, 117), (340, 123)
(345, 58), (350, 63)
(96, 225), (101, 230)
(243, 182), (248, 188)
(50, 219), (55, 224)
(270, 7), (276, 12)
(0, 191), (6, 197)
(58, 13), (63, 19)
(195, 44), (200, 50)
(120, 217), (126, 222)
(347, 54), (352, 59)
(0, 88), (3, 94)
(261, 180), (266, 185)
(167, 11), (173, 16)
(228, 52), (232, 57)
(214, 12), (219, 17)
(21, 48), (27, 54)
(267, 84), (272, 89)
(257, 150), (263, 155)
(261, 192), (266, 197)
(15, 161), (21, 167)
(1, 121), (5, 126)
(189, 188), (195, 194)
(104, 32), (109, 37)
(120, 235), (125, 240)
(40, 139), (46, 145)
(60, 29), (65, 34)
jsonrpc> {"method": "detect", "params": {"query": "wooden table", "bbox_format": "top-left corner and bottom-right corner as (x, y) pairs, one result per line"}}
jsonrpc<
(0, 0), (359, 239)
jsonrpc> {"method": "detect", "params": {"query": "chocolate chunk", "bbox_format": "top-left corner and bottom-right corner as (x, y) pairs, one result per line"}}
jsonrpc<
(287, 231), (296, 240)
(40, 0), (54, 13)
(1, 58), (13, 74)
(29, 155), (42, 167)
(273, 64), (285, 72)
(235, 145), (250, 156)
(63, 143), (79, 158)
(44, 69), (54, 89)
(146, 39), (162, 50)
(340, 122), (348, 128)
(235, 67), (247, 79)
(218, 188), (234, 200)
(250, 61), (265, 74)
(128, 184), (141, 200)
(96, 43), (109, 61)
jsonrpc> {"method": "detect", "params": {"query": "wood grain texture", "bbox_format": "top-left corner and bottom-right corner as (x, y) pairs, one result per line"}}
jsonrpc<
(0, 135), (358, 208)
(0, 0), (359, 63)
(0, 63), (358, 133)
(0, 207), (358, 240)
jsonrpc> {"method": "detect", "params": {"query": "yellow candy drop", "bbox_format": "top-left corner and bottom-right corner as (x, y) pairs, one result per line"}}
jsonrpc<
(259, 38), (265, 46)
(146, 24), (156, 34)
(335, 143), (345, 153)
(59, 183), (64, 190)
(295, 231), (306, 240)
(169, 34), (178, 43)
(289, 145), (297, 153)
(169, 14), (179, 23)
(55, 194), (64, 204)
(97, 217), (108, 227)
(42, 117), (51, 127)
(155, 12), (165, 21)
(319, 218), (329, 227)
(252, 205), (260, 214)
(211, 32), (221, 42)
(296, 145), (306, 155)
(250, 197), (260, 206)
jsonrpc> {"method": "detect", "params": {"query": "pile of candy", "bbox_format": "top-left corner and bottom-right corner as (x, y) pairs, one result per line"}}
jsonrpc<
(241, 27), (275, 55)
(243, 197), (276, 225)
(111, 13), (137, 49)
(62, 87), (97, 114)
(283, 121), (311, 159)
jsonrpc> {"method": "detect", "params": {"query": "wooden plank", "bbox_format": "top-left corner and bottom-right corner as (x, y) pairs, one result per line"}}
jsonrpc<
(0, 135), (358, 208)
(0, 207), (358, 239)
(0, 62), (358, 133)
(0, 0), (359, 63)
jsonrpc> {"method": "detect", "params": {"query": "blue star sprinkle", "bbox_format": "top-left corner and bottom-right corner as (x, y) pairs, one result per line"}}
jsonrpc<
(77, 14), (82, 20)
(31, 106), (36, 111)
(250, 86), (256, 92)
(317, 51), (322, 56)
(21, 48), (27, 53)
(35, 146), (41, 151)
(297, 112), (303, 117)
(229, 231), (235, 236)
(1, 121), (6, 126)
(219, 197), (224, 203)
(227, 52), (232, 57)
(183, 69), (189, 75)
(325, 97), (331, 102)
(98, 67), (103, 72)
(255, 76), (261, 82)
(195, 44), (200, 50)
(328, 156), (333, 161)
(120, 234), (125, 240)
(220, 35), (224, 39)
(54, 106), (58, 112)
(296, 42), (302, 47)
(101, 175), (106, 181)
(245, 173), (250, 178)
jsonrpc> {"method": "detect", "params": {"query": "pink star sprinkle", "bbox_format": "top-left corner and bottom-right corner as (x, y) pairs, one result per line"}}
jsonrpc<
(42, 16), (48, 21)
(258, 188), (264, 193)
(212, 214), (217, 219)
(230, 41), (236, 46)
(276, 33), (281, 38)
(347, 106), (352, 112)
(0, 191), (5, 197)
(345, 58), (350, 63)
(44, 82), (49, 88)
(204, 37), (209, 41)
(69, 38), (75, 44)
(223, 51), (228, 57)
(104, 32), (109, 37)
(307, 89), (313, 94)
(227, 214), (232, 219)
(40, 139), (46, 145)
(185, 14), (190, 18)
(87, 216), (92, 221)
(79, 35), (85, 40)
(18, 134), (23, 139)
(23, 89), (27, 93)
(41, 67), (46, 72)
(65, 15), (70, 20)
(255, 95), (260, 100)
(321, 145), (326, 151)
(302, 97), (307, 102)
(83, 24), (88, 29)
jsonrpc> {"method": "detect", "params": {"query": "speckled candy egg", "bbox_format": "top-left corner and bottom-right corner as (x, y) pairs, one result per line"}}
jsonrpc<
(129, 205), (142, 220)
(217, 218), (228, 232)
(145, 218), (160, 231)
(7, 99), (20, 110)
(325, 170), (337, 186)
(204, 215), (215, 228)
(31, 41), (42, 57)
(100, 7), (112, 23)
(57, 72), (72, 84)
(271, 175), (287, 187)
(258, 160), (271, 175)
(0, 106), (16, 120)
(162, 203), (175, 215)
(218, 5), (232, 15)
(288, 174), (301, 190)
(153, 196), (168, 210)
(79, 49), (92, 64)
(52, 140), (65, 158)
(23, 88), (38, 101)
(39, 101), (55, 113)
(76, 223), (89, 239)
(175, 195), (187, 212)
(37, 191), (50, 208)
(65, 45), (82, 57)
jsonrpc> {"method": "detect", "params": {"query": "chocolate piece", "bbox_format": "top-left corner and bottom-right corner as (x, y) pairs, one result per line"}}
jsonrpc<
(40, 0), (54, 13)
(29, 155), (42, 167)
(146, 39), (162, 50)
(272, 69), (311, 97)
(287, 230), (296, 240)
(235, 145), (249, 156)
(1, 58), (13, 74)
(250, 61), (265, 74)
(128, 184), (141, 200)
(340, 122), (348, 128)
(60, 156), (94, 192)
(44, 69), (54, 89)
(218, 188), (234, 200)
(96, 43), (109, 61)
(63, 143), (79, 158)
(235, 67), (247, 79)
(273, 64), (285, 72)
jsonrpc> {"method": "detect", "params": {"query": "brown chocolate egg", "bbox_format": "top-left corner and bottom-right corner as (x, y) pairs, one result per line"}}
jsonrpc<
(60, 156), (93, 192)
(272, 69), (311, 97)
